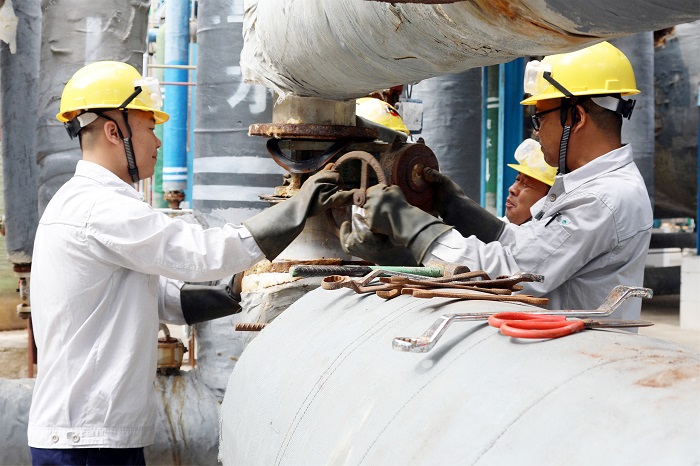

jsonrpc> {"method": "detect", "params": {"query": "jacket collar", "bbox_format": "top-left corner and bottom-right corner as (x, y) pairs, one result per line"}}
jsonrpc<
(554, 144), (633, 194)
(74, 160), (144, 201)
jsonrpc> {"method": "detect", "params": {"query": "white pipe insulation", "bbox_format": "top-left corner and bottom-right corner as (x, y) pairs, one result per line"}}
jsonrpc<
(220, 288), (700, 465)
(241, 0), (700, 100)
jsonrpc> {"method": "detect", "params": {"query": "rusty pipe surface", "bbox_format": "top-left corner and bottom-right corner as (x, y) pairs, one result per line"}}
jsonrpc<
(241, 0), (699, 99)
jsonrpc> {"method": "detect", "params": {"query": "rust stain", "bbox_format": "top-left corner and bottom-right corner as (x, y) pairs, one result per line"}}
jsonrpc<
(468, 0), (591, 47)
(636, 366), (700, 388)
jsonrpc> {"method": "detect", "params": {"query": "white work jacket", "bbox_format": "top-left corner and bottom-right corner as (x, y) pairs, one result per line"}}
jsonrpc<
(425, 145), (653, 320)
(28, 161), (264, 449)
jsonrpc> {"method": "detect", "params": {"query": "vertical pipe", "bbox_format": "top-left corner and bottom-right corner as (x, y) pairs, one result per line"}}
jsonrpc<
(612, 33), (655, 208)
(483, 66), (499, 214)
(152, 22), (168, 208)
(410, 69), (482, 201)
(194, 0), (278, 225)
(186, 42), (197, 206)
(697, 82), (699, 254)
(0, 0), (40, 265)
(162, 0), (190, 196)
(498, 58), (525, 217)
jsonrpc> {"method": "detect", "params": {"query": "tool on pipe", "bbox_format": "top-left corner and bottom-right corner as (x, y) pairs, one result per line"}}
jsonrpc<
(290, 261), (471, 279)
(393, 285), (653, 353)
(487, 312), (653, 339)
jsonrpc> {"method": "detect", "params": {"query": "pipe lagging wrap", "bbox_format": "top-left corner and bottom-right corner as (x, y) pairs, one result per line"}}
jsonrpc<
(241, 0), (700, 100)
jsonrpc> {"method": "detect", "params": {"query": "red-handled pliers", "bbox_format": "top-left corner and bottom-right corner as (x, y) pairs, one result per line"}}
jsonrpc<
(488, 312), (653, 339)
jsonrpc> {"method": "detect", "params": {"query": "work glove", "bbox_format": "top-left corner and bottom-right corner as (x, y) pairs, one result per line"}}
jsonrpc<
(340, 213), (419, 266)
(180, 273), (243, 325)
(359, 184), (453, 264)
(423, 167), (505, 242)
(243, 168), (353, 260)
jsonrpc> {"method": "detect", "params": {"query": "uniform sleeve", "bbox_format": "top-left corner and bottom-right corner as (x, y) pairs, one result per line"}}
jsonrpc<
(85, 197), (265, 282)
(424, 192), (618, 295)
(158, 276), (188, 325)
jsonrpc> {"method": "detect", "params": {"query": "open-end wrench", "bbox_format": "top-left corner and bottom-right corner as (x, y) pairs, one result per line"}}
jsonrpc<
(392, 285), (653, 353)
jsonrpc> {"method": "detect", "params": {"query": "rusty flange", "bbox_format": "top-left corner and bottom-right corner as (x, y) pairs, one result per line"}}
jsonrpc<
(380, 141), (439, 212)
(249, 123), (378, 141)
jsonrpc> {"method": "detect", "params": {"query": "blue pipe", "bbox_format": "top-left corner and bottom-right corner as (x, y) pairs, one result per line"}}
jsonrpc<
(497, 58), (525, 217)
(163, 0), (190, 194)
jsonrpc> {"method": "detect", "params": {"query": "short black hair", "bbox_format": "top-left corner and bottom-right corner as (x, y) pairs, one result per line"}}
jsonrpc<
(578, 98), (623, 134)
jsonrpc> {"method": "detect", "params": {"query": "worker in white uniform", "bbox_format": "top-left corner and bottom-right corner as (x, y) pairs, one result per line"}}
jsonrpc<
(341, 41), (653, 320)
(27, 61), (351, 465)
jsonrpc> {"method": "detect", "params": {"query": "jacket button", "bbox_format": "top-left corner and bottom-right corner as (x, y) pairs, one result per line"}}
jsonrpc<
(51, 435), (59, 443)
(72, 434), (80, 443)
(548, 194), (556, 202)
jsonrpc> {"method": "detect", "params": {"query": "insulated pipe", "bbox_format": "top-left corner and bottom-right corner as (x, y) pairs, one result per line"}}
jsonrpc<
(151, 24), (169, 208)
(653, 21), (700, 219)
(409, 69), (482, 202)
(220, 288), (700, 465)
(36, 0), (151, 214)
(162, 0), (190, 195)
(0, 0), (40, 265)
(194, 0), (280, 225)
(241, 0), (700, 100)
(613, 33), (655, 207)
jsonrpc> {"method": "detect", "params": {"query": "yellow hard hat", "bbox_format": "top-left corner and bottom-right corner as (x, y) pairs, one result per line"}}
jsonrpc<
(57, 61), (169, 124)
(507, 139), (557, 186)
(521, 41), (639, 106)
(356, 97), (409, 135)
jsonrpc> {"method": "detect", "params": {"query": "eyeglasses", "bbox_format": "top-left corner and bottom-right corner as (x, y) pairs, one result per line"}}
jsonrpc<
(530, 106), (561, 131)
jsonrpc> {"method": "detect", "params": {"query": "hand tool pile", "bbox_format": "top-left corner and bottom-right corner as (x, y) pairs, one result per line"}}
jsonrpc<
(320, 268), (549, 305)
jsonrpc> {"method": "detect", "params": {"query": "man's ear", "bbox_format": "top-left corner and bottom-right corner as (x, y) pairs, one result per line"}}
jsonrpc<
(572, 104), (587, 132)
(102, 119), (122, 145)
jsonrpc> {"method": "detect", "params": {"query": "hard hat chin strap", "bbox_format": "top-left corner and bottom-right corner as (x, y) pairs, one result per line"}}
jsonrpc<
(100, 111), (140, 183)
(557, 102), (574, 176)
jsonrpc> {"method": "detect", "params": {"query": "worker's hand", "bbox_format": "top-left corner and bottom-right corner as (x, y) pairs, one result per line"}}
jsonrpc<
(359, 184), (452, 264)
(340, 213), (419, 266)
(423, 167), (505, 242)
(423, 167), (466, 220)
(244, 168), (353, 260)
(180, 273), (243, 325)
(298, 168), (354, 217)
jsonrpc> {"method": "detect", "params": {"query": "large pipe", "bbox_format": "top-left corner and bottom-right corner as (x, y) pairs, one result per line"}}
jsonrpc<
(409, 69), (482, 202)
(194, 0), (280, 225)
(0, 0), (40, 265)
(36, 0), (151, 214)
(653, 21), (700, 218)
(613, 33), (656, 207)
(241, 0), (700, 100)
(220, 288), (700, 464)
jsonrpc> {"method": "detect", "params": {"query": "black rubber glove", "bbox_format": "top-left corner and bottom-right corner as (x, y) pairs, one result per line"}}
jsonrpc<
(423, 167), (505, 242)
(180, 273), (243, 325)
(243, 168), (353, 260)
(340, 213), (419, 266)
(361, 184), (452, 264)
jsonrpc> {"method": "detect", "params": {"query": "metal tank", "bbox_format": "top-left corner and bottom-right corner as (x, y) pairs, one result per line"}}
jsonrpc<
(220, 287), (700, 465)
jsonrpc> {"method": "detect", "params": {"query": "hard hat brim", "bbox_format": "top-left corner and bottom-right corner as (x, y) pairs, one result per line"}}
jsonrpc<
(507, 163), (556, 186)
